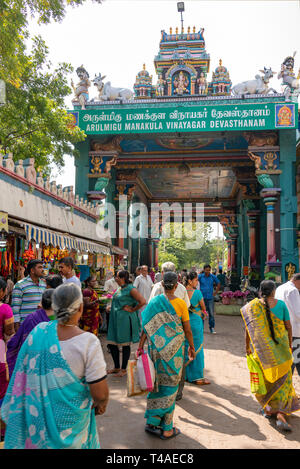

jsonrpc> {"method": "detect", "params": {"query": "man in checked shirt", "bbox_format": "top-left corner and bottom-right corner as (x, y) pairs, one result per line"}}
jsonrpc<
(11, 259), (46, 331)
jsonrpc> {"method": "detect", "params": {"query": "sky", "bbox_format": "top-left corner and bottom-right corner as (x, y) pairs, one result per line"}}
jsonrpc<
(28, 0), (300, 238)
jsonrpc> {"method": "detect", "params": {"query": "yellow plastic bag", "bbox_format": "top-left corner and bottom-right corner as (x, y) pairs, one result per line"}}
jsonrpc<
(126, 359), (148, 397)
(247, 354), (267, 395)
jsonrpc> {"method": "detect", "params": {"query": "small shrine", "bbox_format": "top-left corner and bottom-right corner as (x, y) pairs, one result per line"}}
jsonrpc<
(208, 59), (232, 96)
(133, 64), (154, 99)
(152, 26), (210, 96)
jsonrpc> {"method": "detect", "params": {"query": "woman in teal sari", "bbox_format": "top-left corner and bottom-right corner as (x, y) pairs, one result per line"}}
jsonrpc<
(185, 272), (210, 385)
(1, 283), (109, 449)
(138, 272), (195, 440)
(107, 270), (146, 377)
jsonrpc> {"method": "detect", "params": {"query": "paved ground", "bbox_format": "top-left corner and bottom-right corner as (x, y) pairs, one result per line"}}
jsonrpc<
(96, 314), (300, 449)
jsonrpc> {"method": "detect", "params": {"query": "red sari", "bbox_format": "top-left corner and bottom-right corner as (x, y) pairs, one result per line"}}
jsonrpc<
(80, 288), (100, 336)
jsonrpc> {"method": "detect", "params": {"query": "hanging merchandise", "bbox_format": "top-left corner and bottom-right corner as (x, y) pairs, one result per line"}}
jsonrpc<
(22, 244), (35, 263)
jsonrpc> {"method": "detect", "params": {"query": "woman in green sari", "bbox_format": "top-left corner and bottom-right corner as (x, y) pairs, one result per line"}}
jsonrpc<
(241, 280), (300, 432)
(138, 272), (195, 440)
(107, 270), (146, 377)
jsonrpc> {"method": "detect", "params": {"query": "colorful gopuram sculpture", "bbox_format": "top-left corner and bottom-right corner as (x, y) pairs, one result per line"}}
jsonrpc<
(278, 52), (300, 101)
(71, 65), (91, 110)
(71, 25), (300, 105)
(152, 26), (210, 97)
(133, 64), (154, 99)
(208, 60), (232, 96)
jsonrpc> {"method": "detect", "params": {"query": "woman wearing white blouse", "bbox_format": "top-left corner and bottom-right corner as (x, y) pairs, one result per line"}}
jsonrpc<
(275, 273), (300, 376)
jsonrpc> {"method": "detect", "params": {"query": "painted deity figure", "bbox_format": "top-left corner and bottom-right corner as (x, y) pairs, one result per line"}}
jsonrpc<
(156, 75), (166, 96)
(197, 72), (207, 95)
(173, 71), (189, 95)
(278, 53), (300, 101)
(71, 66), (91, 110)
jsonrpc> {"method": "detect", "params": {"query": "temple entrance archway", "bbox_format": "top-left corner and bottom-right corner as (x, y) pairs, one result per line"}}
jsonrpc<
(69, 24), (299, 286)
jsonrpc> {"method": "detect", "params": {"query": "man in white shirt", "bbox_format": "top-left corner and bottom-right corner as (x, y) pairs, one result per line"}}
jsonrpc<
(103, 272), (118, 294)
(149, 262), (190, 308)
(275, 273), (300, 376)
(58, 257), (82, 288)
(133, 265), (153, 324)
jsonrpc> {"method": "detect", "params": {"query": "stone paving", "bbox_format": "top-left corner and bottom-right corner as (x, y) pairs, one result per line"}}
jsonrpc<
(97, 314), (300, 449)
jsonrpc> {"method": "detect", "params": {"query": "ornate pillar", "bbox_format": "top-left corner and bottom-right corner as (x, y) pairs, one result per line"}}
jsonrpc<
(153, 240), (159, 269)
(226, 239), (231, 271)
(260, 188), (282, 278)
(279, 129), (298, 280)
(296, 164), (300, 268)
(247, 138), (283, 280)
(230, 234), (237, 269)
(247, 210), (260, 268)
(148, 241), (153, 268)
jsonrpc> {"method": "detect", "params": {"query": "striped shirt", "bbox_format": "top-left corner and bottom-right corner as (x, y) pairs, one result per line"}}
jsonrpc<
(11, 276), (46, 323)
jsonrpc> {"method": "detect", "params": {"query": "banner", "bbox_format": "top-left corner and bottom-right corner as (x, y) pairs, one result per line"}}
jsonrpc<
(69, 101), (297, 135)
(0, 212), (8, 233)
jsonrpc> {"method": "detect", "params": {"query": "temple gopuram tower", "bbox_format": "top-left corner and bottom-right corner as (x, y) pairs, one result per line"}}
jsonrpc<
(154, 26), (210, 96)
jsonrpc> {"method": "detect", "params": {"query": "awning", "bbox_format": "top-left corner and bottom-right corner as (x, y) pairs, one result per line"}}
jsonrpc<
(111, 245), (128, 256)
(24, 222), (111, 255)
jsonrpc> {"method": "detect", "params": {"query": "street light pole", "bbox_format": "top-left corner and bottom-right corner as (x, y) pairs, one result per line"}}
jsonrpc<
(177, 2), (185, 33)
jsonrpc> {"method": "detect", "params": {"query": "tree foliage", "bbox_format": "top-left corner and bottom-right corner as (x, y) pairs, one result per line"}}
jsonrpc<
(158, 222), (227, 271)
(0, 0), (102, 171)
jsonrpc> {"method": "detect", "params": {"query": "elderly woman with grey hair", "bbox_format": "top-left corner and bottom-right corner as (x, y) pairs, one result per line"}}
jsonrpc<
(148, 262), (190, 307)
(1, 283), (109, 449)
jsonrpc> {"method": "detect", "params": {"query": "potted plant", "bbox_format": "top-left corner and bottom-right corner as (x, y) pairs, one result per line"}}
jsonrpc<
(220, 291), (234, 305)
(233, 290), (250, 305)
(233, 290), (244, 305)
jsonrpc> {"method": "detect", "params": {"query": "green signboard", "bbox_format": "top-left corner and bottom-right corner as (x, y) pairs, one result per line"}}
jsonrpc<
(68, 101), (297, 135)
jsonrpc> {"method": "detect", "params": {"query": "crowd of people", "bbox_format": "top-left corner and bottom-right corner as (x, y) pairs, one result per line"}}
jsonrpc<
(0, 256), (299, 447)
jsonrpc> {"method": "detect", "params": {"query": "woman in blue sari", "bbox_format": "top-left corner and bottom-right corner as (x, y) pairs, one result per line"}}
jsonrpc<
(185, 272), (210, 385)
(138, 272), (195, 440)
(1, 283), (109, 449)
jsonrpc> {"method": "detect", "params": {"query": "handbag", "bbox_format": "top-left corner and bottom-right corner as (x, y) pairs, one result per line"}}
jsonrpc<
(136, 351), (155, 392)
(246, 354), (267, 395)
(126, 359), (147, 397)
(188, 304), (206, 320)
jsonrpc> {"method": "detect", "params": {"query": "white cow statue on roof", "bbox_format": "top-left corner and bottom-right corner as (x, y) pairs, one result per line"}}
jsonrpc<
(92, 73), (133, 102)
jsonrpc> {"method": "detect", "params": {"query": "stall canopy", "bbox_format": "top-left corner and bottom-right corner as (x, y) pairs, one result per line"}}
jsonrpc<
(111, 246), (128, 256)
(24, 223), (111, 255)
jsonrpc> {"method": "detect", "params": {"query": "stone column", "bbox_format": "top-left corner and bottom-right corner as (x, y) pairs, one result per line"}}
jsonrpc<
(279, 129), (299, 278)
(226, 239), (231, 271)
(247, 210), (260, 267)
(230, 236), (237, 270)
(260, 189), (281, 265)
(153, 240), (159, 269)
(296, 165), (300, 268)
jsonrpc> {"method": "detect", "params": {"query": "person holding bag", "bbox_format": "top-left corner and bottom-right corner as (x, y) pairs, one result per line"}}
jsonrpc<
(137, 271), (195, 440)
(241, 279), (300, 432)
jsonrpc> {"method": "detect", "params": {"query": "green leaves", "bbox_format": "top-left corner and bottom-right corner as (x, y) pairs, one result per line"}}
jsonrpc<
(158, 222), (226, 271)
(0, 0), (102, 171)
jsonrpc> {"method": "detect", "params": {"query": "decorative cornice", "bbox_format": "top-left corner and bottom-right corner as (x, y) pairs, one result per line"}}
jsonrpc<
(0, 156), (99, 219)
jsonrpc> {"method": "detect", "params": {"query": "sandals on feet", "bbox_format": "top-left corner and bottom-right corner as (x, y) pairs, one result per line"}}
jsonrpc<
(145, 424), (162, 437)
(259, 408), (272, 419)
(115, 369), (127, 377)
(107, 368), (120, 374)
(160, 427), (181, 440)
(276, 418), (292, 432)
(194, 378), (211, 386)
